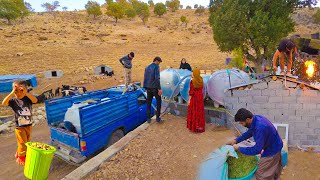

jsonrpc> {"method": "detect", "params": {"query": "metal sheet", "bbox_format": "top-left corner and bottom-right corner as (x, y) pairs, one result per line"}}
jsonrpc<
(207, 69), (250, 105)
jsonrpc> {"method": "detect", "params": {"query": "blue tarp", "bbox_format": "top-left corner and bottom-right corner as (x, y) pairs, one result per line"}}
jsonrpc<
(0, 74), (37, 93)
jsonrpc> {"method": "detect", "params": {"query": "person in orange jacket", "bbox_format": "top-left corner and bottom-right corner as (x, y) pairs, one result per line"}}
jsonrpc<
(272, 39), (299, 76)
(2, 80), (38, 165)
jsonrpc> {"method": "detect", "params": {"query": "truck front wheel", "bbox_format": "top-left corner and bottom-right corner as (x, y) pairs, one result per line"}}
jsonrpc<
(107, 129), (124, 147)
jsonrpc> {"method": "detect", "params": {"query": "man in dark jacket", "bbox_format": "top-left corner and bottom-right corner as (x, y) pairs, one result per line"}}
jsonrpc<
(119, 52), (134, 88)
(143, 56), (162, 123)
(227, 108), (283, 180)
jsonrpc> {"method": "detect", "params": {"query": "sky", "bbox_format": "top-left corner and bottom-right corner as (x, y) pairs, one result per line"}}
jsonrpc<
(24, 0), (211, 12)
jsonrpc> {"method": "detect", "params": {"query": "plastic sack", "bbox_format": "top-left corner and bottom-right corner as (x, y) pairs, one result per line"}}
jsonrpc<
(198, 145), (238, 180)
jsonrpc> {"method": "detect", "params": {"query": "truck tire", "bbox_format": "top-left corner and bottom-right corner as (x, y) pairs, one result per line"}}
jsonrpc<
(108, 129), (124, 147)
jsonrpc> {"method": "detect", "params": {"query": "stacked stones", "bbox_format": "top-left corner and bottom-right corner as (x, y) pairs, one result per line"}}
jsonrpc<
(32, 106), (47, 126)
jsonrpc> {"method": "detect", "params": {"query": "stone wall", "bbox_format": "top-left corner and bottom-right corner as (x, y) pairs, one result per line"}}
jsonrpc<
(224, 79), (320, 146)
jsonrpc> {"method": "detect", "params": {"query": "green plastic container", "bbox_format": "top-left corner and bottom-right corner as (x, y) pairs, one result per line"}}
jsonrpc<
(24, 142), (56, 180)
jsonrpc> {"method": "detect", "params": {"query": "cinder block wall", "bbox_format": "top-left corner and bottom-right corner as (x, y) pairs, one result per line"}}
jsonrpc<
(224, 80), (320, 146)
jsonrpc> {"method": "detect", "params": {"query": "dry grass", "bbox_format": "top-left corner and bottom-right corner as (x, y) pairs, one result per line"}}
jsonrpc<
(0, 8), (318, 116)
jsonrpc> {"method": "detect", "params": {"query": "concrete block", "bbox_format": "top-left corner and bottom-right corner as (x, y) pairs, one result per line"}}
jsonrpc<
(247, 90), (262, 96)
(310, 97), (320, 103)
(288, 116), (302, 122)
(289, 89), (303, 96)
(260, 103), (276, 109)
(224, 97), (239, 104)
(233, 90), (248, 97)
(232, 103), (247, 111)
(262, 115), (274, 121)
(224, 103), (233, 110)
(303, 116), (316, 122)
(261, 109), (273, 115)
(288, 140), (299, 146)
(270, 109), (296, 116)
(300, 140), (314, 145)
(296, 110), (320, 116)
(309, 121), (320, 128)
(276, 90), (290, 96)
(297, 97), (311, 103)
(224, 91), (232, 97)
(289, 103), (303, 110)
(294, 127), (314, 134)
(275, 103), (289, 109)
(253, 82), (268, 90)
(308, 110), (320, 116)
(294, 122), (309, 129)
(274, 115), (301, 122)
(315, 128), (320, 135)
(313, 140), (320, 145)
(302, 103), (317, 110)
(269, 96), (283, 103)
(268, 81), (283, 90)
(294, 134), (307, 140)
(253, 96), (268, 104)
(317, 104), (320, 109)
(283, 96), (297, 103)
(286, 82), (298, 88)
(262, 90), (276, 96)
(239, 96), (253, 103)
(307, 135), (319, 140)
(303, 90), (318, 97)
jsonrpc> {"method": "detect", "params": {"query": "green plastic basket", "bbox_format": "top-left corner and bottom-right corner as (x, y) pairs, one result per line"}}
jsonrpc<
(228, 156), (259, 180)
(24, 142), (56, 180)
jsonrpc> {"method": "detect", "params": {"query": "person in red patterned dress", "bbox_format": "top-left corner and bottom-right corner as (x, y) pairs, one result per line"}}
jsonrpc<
(187, 68), (205, 133)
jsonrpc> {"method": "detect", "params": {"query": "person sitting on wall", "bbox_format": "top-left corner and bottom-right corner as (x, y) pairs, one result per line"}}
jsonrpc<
(179, 58), (192, 71)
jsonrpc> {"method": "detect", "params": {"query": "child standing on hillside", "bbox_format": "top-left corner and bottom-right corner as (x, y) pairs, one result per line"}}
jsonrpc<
(1, 80), (38, 165)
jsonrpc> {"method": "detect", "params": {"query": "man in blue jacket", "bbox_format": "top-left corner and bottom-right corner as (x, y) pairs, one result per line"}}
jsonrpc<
(227, 108), (283, 180)
(143, 56), (162, 123)
(119, 52), (134, 88)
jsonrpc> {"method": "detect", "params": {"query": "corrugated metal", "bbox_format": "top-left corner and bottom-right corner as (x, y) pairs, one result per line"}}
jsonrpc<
(0, 74), (37, 92)
(50, 128), (79, 149)
(79, 96), (130, 136)
(45, 90), (109, 125)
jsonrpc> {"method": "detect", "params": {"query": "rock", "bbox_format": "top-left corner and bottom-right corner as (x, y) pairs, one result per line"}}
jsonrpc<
(0, 121), (12, 133)
(37, 115), (44, 120)
(34, 120), (40, 125)
(85, 67), (90, 72)
(16, 52), (24, 56)
(39, 37), (48, 41)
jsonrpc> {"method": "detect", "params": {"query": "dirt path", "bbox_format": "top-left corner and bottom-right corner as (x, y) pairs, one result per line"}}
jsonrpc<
(87, 115), (320, 180)
(88, 115), (234, 180)
(1, 115), (319, 180)
(0, 122), (77, 180)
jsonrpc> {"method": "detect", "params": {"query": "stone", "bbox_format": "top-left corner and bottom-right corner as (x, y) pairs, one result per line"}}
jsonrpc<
(16, 52), (24, 56)
(37, 115), (44, 120)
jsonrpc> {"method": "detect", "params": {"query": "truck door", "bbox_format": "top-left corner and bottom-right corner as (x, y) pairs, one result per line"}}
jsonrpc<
(138, 93), (148, 124)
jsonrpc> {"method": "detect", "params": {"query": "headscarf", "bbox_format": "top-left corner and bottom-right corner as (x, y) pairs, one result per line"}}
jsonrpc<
(192, 68), (203, 88)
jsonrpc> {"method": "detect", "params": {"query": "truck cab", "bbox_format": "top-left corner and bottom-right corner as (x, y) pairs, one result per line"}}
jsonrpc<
(45, 85), (155, 164)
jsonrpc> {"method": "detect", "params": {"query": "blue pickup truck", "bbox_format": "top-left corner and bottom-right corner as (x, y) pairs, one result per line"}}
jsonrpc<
(45, 85), (155, 164)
